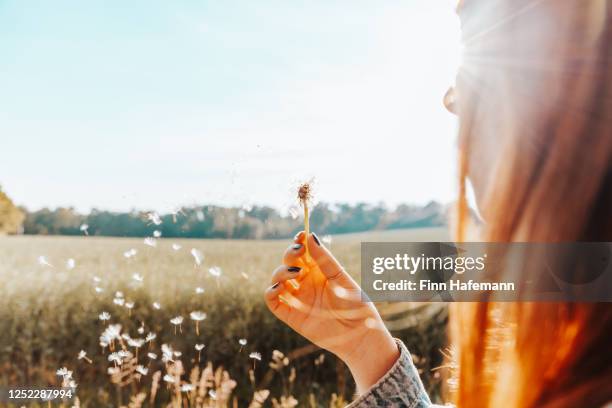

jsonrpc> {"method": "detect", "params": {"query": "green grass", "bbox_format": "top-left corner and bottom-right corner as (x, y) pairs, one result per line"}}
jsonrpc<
(0, 228), (449, 407)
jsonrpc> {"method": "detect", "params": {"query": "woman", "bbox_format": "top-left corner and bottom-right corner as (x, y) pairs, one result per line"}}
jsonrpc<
(265, 0), (612, 407)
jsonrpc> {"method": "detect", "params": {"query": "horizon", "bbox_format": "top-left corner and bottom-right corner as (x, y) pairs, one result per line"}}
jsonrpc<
(1, 1), (461, 213)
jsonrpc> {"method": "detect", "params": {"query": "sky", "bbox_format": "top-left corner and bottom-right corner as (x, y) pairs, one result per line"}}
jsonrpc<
(0, 0), (461, 213)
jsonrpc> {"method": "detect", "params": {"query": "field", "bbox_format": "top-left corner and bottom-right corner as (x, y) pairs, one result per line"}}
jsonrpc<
(0, 228), (449, 407)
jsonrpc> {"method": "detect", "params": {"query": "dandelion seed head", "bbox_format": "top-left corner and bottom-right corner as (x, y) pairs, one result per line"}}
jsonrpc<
(297, 182), (312, 205)
(56, 367), (72, 379)
(145, 332), (157, 342)
(98, 311), (111, 321)
(249, 352), (262, 361)
(181, 384), (194, 392)
(137, 326), (145, 334)
(77, 350), (87, 360)
(190, 311), (206, 321)
(195, 344), (205, 351)
(173, 351), (182, 357)
(238, 338), (247, 346)
(128, 338), (144, 348)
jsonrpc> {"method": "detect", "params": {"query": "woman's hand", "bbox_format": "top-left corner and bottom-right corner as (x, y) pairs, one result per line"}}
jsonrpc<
(264, 232), (399, 394)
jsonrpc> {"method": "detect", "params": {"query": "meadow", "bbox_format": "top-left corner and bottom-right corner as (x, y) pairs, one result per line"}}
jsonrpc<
(0, 228), (449, 407)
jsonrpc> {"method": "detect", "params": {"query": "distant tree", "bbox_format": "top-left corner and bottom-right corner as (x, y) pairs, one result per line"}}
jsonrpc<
(0, 187), (25, 234)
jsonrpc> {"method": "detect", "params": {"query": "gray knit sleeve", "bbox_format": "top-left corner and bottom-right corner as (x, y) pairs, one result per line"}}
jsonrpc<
(346, 339), (434, 408)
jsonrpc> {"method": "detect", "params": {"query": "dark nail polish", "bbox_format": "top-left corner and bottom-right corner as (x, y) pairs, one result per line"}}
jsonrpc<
(292, 244), (302, 250)
(312, 233), (321, 246)
(287, 266), (301, 273)
(270, 282), (280, 290)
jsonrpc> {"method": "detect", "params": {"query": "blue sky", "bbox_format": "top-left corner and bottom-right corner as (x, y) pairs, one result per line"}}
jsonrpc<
(0, 0), (461, 213)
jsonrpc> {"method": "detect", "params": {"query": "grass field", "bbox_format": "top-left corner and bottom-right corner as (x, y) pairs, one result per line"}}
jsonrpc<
(0, 228), (449, 407)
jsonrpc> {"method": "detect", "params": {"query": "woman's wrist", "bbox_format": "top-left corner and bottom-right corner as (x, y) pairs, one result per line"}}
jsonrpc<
(343, 329), (400, 394)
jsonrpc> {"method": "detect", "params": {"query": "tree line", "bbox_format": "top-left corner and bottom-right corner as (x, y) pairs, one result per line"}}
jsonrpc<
(19, 201), (447, 239)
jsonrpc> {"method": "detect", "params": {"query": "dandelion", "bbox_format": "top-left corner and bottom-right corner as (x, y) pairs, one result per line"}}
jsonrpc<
(161, 344), (174, 362)
(108, 353), (122, 367)
(195, 287), (205, 294)
(152, 301), (161, 310)
(38, 255), (53, 268)
(144, 237), (157, 247)
(137, 325), (145, 334)
(146, 211), (162, 225)
(123, 248), (137, 258)
(99, 339), (109, 353)
(190, 248), (204, 266)
(172, 243), (182, 251)
(80, 223), (89, 235)
(249, 352), (262, 370)
(66, 258), (76, 270)
(77, 350), (92, 364)
(147, 352), (157, 360)
(195, 344), (205, 362)
(132, 273), (144, 282)
(94, 286), (104, 293)
(238, 338), (247, 352)
(66, 380), (77, 389)
(128, 338), (145, 359)
(189, 311), (206, 335)
(153, 230), (162, 238)
(163, 374), (175, 383)
(98, 311), (111, 322)
(113, 297), (125, 306)
(241, 272), (249, 280)
(170, 316), (184, 334)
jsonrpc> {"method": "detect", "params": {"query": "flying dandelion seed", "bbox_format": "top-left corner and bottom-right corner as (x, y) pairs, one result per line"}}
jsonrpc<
(113, 297), (125, 306)
(108, 353), (122, 367)
(196, 210), (205, 221)
(194, 343), (205, 362)
(153, 230), (162, 238)
(66, 258), (76, 270)
(195, 286), (205, 294)
(135, 365), (148, 376)
(123, 248), (138, 258)
(92, 275), (101, 283)
(145, 332), (156, 343)
(147, 212), (162, 226)
(249, 352), (261, 361)
(147, 352), (157, 360)
(161, 344), (174, 362)
(56, 367), (72, 379)
(125, 301), (134, 314)
(170, 316), (184, 334)
(94, 286), (104, 293)
(181, 384), (195, 392)
(322, 234), (332, 246)
(38, 256), (53, 268)
(238, 338), (247, 352)
(172, 243), (182, 251)
(174, 351), (182, 358)
(79, 223), (89, 235)
(190, 248), (204, 266)
(137, 325), (145, 334)
(98, 311), (111, 321)
(288, 206), (300, 220)
(190, 311), (206, 335)
(144, 237), (157, 247)
(77, 350), (92, 364)
(115, 291), (124, 298)
(152, 301), (161, 310)
(241, 272), (249, 280)
(208, 266), (222, 277)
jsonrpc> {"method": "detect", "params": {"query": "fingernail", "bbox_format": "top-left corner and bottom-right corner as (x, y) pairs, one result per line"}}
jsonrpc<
(292, 244), (302, 250)
(312, 233), (321, 246)
(270, 282), (280, 290)
(288, 266), (301, 273)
